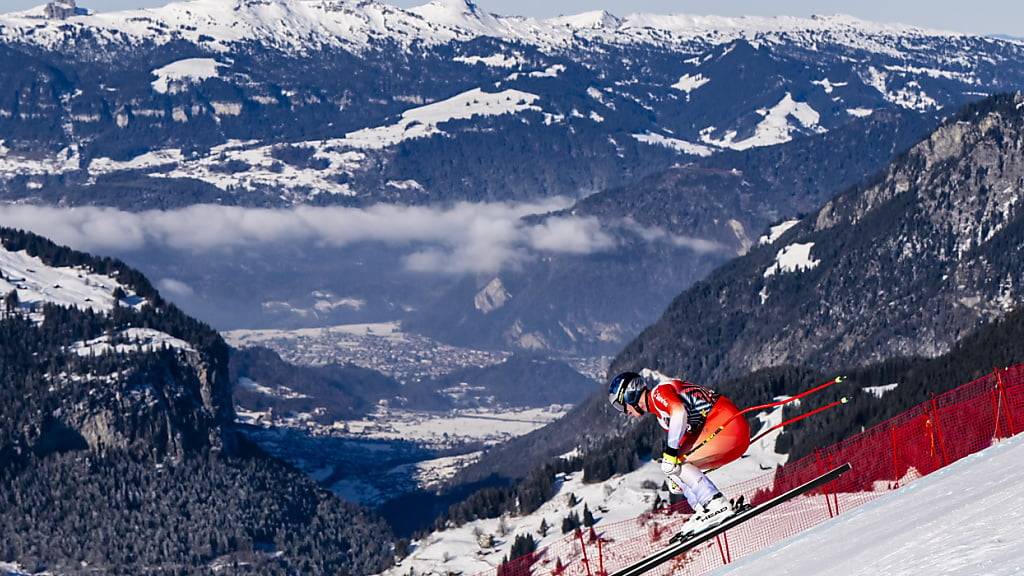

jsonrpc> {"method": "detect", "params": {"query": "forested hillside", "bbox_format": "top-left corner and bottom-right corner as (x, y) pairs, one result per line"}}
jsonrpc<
(0, 227), (394, 575)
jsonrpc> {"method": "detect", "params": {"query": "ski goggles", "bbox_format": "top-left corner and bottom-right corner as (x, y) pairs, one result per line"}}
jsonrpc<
(609, 376), (644, 412)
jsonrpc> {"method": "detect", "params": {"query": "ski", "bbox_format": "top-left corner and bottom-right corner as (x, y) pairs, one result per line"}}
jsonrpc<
(610, 462), (852, 576)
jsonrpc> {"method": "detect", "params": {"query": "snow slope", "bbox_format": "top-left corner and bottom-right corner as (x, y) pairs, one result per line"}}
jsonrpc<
(150, 58), (228, 94)
(0, 244), (143, 317)
(713, 432), (1024, 576)
(138, 87), (540, 196)
(700, 93), (827, 151)
(69, 327), (196, 356)
(764, 242), (820, 277)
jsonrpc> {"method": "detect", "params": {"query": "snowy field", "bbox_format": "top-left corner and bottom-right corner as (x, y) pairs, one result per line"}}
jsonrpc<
(0, 244), (144, 320)
(714, 433), (1024, 576)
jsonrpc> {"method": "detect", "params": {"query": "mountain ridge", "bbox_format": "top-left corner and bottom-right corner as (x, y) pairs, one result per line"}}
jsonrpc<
(0, 0), (987, 56)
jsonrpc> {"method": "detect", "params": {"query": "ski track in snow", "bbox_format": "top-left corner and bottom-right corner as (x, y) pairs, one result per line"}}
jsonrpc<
(713, 433), (1024, 576)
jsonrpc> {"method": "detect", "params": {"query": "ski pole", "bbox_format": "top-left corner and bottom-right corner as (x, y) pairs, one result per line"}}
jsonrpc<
(685, 376), (846, 459)
(749, 397), (849, 443)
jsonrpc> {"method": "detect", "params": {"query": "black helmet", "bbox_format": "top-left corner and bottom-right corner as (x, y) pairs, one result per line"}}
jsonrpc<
(608, 371), (646, 413)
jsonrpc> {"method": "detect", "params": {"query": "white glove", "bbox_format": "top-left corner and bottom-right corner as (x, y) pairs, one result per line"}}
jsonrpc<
(660, 452), (682, 476)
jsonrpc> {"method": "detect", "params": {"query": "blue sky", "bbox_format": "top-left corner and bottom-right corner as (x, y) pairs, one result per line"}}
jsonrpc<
(3, 0), (1021, 37)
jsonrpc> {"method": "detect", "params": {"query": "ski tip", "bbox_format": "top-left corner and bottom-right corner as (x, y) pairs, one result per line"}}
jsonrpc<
(840, 396), (849, 404)
(835, 375), (847, 383)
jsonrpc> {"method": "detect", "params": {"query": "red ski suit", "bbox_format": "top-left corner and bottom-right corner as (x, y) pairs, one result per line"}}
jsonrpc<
(648, 380), (750, 470)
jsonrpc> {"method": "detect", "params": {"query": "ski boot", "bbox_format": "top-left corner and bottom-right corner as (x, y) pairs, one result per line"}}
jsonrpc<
(676, 493), (732, 539)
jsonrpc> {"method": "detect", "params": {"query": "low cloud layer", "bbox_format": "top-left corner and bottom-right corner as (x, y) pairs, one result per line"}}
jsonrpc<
(0, 201), (622, 274)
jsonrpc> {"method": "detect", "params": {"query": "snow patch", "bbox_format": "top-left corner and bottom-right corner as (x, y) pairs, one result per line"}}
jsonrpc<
(386, 179), (424, 191)
(863, 383), (899, 399)
(454, 53), (523, 68)
(341, 88), (541, 150)
(69, 328), (194, 357)
(151, 58), (227, 94)
(631, 132), (714, 157)
(528, 64), (566, 78)
(671, 73), (710, 94)
(89, 148), (184, 175)
(764, 242), (820, 277)
(862, 66), (939, 111)
(701, 93), (826, 151)
(758, 219), (801, 245)
(846, 107), (874, 117)
(812, 78), (848, 94)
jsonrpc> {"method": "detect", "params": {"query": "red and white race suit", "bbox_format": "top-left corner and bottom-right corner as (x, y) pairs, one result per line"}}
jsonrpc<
(649, 380), (749, 470)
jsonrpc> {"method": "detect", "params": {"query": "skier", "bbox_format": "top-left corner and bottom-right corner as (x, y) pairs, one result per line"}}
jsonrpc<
(608, 371), (750, 536)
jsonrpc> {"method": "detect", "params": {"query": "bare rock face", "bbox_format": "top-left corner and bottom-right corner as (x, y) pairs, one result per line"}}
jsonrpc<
(44, 346), (237, 460)
(43, 0), (87, 20)
(474, 277), (510, 314)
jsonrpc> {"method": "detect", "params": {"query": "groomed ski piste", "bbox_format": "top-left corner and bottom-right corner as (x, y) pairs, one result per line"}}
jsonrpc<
(412, 366), (1023, 576)
(713, 432), (1024, 576)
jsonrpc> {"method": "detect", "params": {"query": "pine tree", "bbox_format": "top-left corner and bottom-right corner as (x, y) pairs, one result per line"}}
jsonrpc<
(4, 290), (18, 314)
(582, 503), (595, 527)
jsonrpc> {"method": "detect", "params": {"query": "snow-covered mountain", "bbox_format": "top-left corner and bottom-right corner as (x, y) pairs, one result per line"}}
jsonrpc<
(4, 0), (1024, 356)
(2, 0), (1024, 207)
(0, 0), (1012, 58)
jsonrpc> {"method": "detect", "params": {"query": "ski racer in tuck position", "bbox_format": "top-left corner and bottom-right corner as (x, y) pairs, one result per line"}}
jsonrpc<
(608, 371), (750, 536)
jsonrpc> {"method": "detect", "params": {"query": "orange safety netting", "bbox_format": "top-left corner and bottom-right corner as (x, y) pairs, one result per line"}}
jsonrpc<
(488, 365), (1024, 576)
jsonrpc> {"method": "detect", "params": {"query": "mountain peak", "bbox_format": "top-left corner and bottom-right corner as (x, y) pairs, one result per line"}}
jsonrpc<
(408, 0), (502, 34)
(546, 9), (623, 30)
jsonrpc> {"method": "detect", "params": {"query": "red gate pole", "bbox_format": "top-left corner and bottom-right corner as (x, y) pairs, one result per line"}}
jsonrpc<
(576, 528), (593, 576)
(996, 368), (1019, 436)
(889, 425), (901, 489)
(723, 531), (733, 564)
(823, 451), (840, 515)
(597, 535), (605, 576)
(715, 534), (728, 565)
(930, 396), (950, 467)
(816, 451), (836, 518)
(991, 384), (1003, 441)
